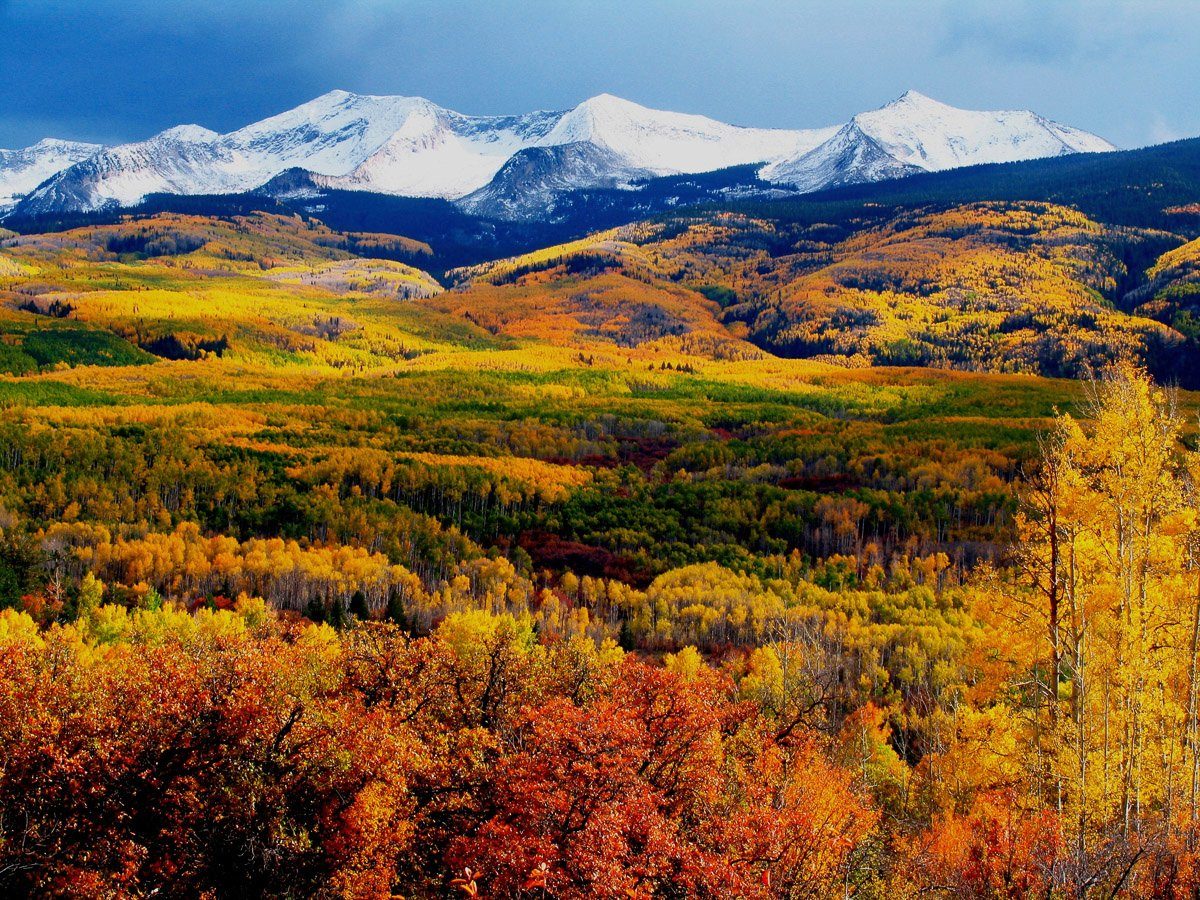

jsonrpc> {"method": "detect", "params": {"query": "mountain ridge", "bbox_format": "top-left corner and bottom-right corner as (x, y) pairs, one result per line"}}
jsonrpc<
(2, 89), (1116, 221)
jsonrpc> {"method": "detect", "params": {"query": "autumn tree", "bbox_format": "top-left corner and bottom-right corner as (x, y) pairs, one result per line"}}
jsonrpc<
(1006, 364), (1200, 893)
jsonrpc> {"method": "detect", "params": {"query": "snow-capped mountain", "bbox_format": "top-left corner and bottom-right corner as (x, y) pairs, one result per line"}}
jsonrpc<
(18, 126), (230, 215)
(0, 138), (103, 213)
(255, 92), (564, 199)
(458, 95), (833, 219)
(11, 90), (829, 218)
(3, 89), (1115, 221)
(533, 93), (831, 176)
(761, 91), (1115, 191)
(13, 91), (568, 216)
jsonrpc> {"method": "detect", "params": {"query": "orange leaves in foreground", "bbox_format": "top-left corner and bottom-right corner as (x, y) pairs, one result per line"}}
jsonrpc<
(0, 609), (876, 898)
(448, 661), (875, 899)
(0, 612), (418, 897)
(906, 793), (1066, 898)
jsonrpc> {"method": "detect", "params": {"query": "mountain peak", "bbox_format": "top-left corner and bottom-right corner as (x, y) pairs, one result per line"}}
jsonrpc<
(301, 88), (404, 109)
(884, 90), (953, 111)
(535, 93), (817, 180)
(30, 137), (101, 151)
(544, 94), (655, 150)
(158, 124), (218, 142)
(0, 136), (106, 214)
(573, 93), (648, 116)
(280, 89), (435, 121)
(580, 92), (631, 104)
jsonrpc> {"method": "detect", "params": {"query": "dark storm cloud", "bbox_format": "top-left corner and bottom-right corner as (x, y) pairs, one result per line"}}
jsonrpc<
(0, 0), (1197, 151)
(0, 0), (338, 142)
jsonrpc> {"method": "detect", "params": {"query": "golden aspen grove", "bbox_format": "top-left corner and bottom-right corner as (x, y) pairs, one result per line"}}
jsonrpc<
(3, 122), (1200, 898)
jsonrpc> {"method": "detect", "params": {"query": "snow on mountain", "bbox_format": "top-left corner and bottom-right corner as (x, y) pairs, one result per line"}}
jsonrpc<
(13, 125), (240, 216)
(5, 89), (1116, 219)
(458, 94), (835, 219)
(13, 91), (830, 217)
(762, 91), (1115, 191)
(324, 104), (563, 199)
(0, 138), (103, 212)
(534, 93), (832, 176)
(12, 91), (574, 215)
(223, 90), (560, 196)
(858, 91), (1114, 168)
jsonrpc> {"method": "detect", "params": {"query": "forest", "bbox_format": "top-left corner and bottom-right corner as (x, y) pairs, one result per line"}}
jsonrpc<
(2, 200), (1200, 897)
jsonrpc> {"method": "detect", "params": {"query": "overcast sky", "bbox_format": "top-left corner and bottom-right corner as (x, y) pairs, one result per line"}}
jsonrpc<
(1, 0), (1196, 150)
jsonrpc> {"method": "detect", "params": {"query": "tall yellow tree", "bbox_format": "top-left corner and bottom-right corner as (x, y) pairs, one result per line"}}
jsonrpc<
(1015, 364), (1198, 893)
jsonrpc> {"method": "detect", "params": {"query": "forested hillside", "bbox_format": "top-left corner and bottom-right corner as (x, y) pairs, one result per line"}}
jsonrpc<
(443, 201), (1197, 383)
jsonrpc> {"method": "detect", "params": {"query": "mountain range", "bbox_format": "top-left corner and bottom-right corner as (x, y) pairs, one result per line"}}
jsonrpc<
(0, 90), (1115, 222)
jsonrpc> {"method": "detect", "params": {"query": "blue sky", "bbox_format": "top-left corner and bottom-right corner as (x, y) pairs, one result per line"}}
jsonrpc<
(1, 0), (1196, 150)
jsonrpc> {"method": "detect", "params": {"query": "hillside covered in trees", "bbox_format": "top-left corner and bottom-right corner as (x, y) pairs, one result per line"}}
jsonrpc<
(443, 201), (1197, 384)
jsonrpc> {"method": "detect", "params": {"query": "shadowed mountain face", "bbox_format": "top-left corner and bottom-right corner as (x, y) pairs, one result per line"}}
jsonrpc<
(457, 143), (647, 220)
(760, 122), (923, 193)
